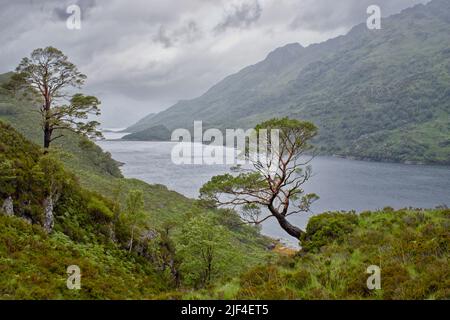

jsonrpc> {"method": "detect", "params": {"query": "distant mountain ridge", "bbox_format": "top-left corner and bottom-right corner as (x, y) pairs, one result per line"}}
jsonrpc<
(122, 124), (170, 141)
(125, 112), (156, 132)
(127, 0), (450, 165)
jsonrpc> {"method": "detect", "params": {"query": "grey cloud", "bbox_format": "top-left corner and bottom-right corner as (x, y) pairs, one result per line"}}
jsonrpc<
(175, 21), (202, 43)
(154, 26), (173, 48)
(53, 0), (97, 21)
(215, 0), (262, 33)
(290, 0), (430, 32)
(0, 0), (432, 127)
(153, 21), (201, 48)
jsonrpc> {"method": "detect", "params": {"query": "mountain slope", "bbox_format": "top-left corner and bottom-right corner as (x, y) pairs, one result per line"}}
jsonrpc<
(1, 120), (449, 299)
(0, 75), (273, 298)
(0, 120), (171, 298)
(122, 124), (170, 141)
(125, 113), (156, 133)
(129, 0), (450, 165)
(0, 73), (123, 178)
(229, 208), (450, 300)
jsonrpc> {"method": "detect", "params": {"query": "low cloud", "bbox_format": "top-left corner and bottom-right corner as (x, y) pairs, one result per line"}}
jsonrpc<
(214, 0), (262, 33)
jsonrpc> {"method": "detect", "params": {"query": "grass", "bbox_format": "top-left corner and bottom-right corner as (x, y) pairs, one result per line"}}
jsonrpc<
(0, 215), (168, 299)
(1, 72), (448, 300)
(222, 208), (450, 300)
(0, 81), (274, 299)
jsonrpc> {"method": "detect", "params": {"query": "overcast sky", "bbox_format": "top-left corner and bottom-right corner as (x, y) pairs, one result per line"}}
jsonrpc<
(0, 0), (430, 127)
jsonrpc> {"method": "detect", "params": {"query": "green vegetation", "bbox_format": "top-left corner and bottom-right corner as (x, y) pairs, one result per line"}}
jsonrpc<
(127, 0), (450, 165)
(175, 214), (235, 288)
(0, 121), (170, 298)
(1, 116), (449, 299)
(192, 208), (449, 300)
(0, 214), (168, 299)
(124, 190), (147, 252)
(15, 47), (103, 150)
(200, 118), (319, 240)
(1, 24), (449, 298)
(0, 72), (122, 179)
(0, 72), (273, 298)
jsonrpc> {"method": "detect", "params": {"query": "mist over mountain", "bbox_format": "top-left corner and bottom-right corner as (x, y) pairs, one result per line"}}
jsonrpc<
(128, 0), (450, 165)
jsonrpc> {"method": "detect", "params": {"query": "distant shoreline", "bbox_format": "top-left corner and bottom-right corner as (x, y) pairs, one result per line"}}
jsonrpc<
(109, 134), (450, 168)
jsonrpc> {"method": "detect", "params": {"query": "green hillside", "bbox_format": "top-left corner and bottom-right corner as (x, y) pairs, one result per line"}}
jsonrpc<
(0, 72), (122, 179)
(0, 120), (168, 298)
(1, 82), (449, 299)
(128, 0), (450, 165)
(218, 208), (450, 300)
(1, 41), (449, 299)
(0, 75), (273, 298)
(0, 215), (168, 299)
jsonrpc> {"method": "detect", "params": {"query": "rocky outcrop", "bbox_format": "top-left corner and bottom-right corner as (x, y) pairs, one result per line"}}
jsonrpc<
(43, 196), (54, 233)
(1, 195), (58, 232)
(1, 196), (14, 216)
(141, 229), (159, 242)
(134, 229), (159, 257)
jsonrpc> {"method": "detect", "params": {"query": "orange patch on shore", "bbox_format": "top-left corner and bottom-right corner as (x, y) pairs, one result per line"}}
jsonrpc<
(272, 244), (298, 256)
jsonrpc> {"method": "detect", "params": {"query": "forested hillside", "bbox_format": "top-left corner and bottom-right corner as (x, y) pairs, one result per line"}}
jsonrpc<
(1, 71), (448, 299)
(128, 0), (450, 165)
(0, 74), (272, 299)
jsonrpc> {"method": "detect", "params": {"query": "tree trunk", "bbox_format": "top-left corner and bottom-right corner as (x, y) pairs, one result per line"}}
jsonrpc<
(275, 215), (304, 239)
(206, 258), (212, 285)
(169, 257), (180, 287)
(129, 226), (136, 253)
(269, 206), (304, 239)
(43, 99), (52, 152)
(44, 124), (51, 151)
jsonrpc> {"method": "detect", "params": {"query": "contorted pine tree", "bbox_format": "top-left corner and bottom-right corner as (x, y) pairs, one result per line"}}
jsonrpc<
(200, 118), (319, 240)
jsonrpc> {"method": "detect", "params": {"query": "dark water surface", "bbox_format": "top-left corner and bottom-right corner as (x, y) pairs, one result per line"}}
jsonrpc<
(98, 137), (450, 246)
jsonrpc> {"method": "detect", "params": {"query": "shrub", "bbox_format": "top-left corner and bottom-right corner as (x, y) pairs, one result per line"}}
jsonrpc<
(87, 197), (114, 223)
(237, 265), (296, 299)
(286, 268), (311, 289)
(301, 212), (359, 252)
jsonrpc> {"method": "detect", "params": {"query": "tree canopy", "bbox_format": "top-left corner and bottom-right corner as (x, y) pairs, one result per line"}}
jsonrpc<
(200, 118), (319, 240)
(12, 46), (102, 150)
